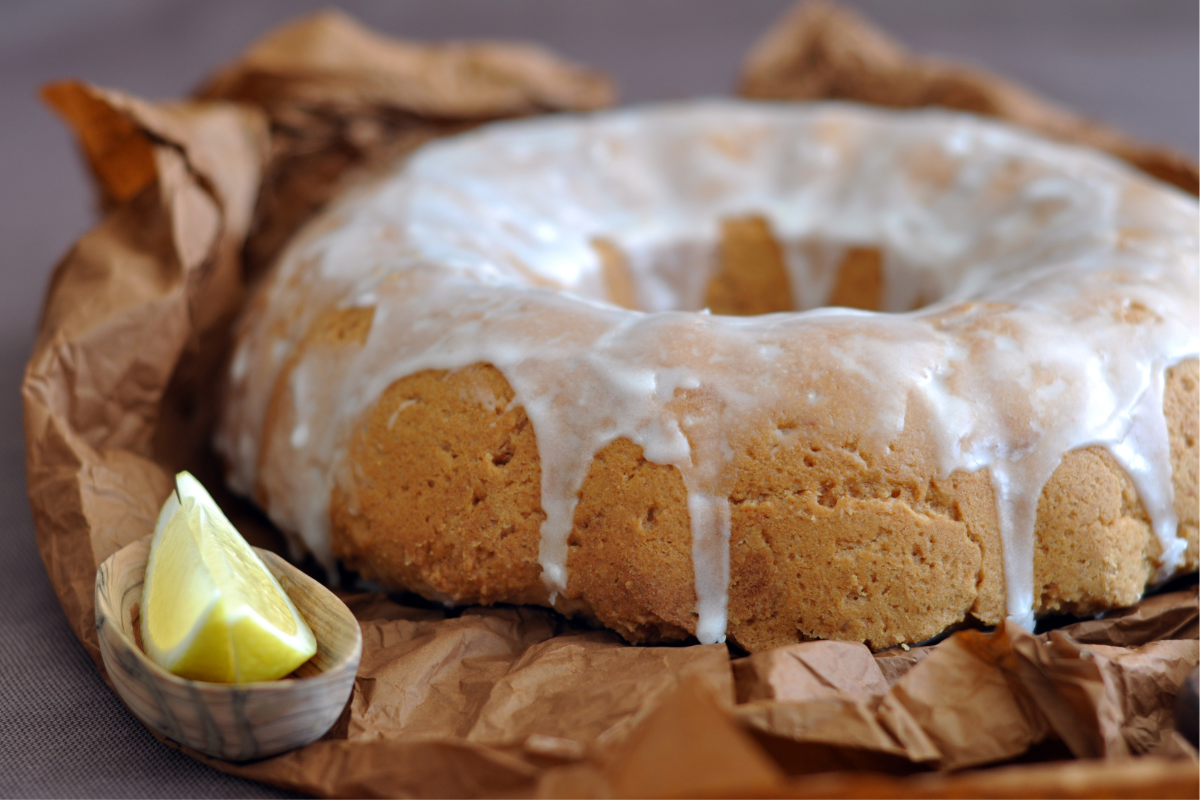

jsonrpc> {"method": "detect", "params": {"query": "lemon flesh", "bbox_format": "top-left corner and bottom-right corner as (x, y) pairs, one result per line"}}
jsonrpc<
(141, 471), (317, 683)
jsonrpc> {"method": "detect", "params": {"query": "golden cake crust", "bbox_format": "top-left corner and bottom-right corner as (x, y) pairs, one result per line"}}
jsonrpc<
(325, 356), (1196, 652)
(303, 223), (1200, 652)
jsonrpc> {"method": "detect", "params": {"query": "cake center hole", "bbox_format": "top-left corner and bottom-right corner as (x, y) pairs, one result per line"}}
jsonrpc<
(591, 214), (935, 316)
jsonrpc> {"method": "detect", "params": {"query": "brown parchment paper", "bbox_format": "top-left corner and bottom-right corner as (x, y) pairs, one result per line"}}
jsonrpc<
(24, 3), (1199, 798)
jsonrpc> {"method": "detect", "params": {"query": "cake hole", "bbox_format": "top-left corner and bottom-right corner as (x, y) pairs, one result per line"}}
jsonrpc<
(491, 441), (515, 467)
(425, 113), (1093, 323)
(586, 223), (942, 316)
(642, 505), (660, 530)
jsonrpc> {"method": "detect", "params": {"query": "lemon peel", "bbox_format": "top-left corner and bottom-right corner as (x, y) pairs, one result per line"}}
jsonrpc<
(140, 471), (317, 683)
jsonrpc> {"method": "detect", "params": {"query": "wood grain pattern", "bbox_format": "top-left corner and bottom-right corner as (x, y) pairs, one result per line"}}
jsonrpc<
(95, 535), (362, 761)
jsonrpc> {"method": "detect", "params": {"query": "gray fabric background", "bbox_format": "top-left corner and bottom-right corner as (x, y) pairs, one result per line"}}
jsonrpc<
(1, 2), (1196, 797)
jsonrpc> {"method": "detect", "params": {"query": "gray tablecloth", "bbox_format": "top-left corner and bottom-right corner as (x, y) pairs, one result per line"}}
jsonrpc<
(1, 2), (1195, 796)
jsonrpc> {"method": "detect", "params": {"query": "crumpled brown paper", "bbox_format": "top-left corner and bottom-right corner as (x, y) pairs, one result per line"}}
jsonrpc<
(732, 594), (1199, 774)
(25, 3), (1199, 797)
(739, 0), (1200, 196)
(28, 80), (268, 666)
(195, 9), (614, 280)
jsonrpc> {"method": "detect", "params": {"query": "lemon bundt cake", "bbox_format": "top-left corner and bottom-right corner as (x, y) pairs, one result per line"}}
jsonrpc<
(218, 101), (1198, 651)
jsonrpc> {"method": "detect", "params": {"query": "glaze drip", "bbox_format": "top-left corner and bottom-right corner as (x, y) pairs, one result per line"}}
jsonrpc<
(218, 101), (1199, 644)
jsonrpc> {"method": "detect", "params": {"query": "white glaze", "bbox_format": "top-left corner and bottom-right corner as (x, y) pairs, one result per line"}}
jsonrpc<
(217, 100), (1199, 643)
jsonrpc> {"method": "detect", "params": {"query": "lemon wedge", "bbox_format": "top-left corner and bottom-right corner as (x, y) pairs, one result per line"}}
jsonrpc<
(140, 471), (317, 683)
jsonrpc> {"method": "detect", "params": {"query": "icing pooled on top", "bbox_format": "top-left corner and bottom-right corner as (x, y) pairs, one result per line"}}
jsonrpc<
(218, 100), (1199, 643)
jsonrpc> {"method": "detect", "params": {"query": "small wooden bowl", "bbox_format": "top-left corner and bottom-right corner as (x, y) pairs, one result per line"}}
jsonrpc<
(95, 535), (362, 761)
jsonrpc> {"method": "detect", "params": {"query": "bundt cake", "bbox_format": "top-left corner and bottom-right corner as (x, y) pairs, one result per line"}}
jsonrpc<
(217, 101), (1199, 651)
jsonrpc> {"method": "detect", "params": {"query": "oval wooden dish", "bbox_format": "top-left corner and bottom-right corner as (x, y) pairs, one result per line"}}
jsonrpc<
(95, 535), (362, 761)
